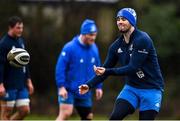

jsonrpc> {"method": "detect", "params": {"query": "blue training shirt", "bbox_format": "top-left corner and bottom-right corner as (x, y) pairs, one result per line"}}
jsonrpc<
(86, 29), (164, 91)
(0, 34), (30, 90)
(55, 35), (102, 98)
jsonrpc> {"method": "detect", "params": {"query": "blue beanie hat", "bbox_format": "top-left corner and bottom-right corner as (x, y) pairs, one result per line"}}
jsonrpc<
(80, 19), (98, 34)
(117, 8), (137, 26)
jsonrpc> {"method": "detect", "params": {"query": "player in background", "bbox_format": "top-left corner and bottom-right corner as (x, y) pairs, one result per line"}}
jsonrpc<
(55, 19), (103, 120)
(0, 16), (34, 120)
(79, 8), (164, 120)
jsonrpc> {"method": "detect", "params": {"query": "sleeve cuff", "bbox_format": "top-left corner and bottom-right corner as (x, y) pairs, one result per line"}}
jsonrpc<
(104, 68), (114, 75)
(95, 83), (103, 89)
(57, 82), (65, 88)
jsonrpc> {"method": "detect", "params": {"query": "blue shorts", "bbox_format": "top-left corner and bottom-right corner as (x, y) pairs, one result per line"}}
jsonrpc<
(117, 85), (163, 112)
(2, 88), (29, 101)
(58, 91), (92, 107)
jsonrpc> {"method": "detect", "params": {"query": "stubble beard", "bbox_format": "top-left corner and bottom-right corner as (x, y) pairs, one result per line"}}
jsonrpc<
(119, 26), (131, 34)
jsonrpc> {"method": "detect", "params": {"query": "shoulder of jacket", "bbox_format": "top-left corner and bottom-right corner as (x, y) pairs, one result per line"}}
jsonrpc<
(0, 37), (10, 48)
(134, 30), (152, 44)
(63, 39), (79, 54)
(91, 43), (98, 50)
(110, 37), (122, 49)
(64, 39), (75, 48)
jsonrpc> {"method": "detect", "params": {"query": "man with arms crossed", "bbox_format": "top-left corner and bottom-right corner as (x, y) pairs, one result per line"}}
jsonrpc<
(79, 8), (164, 120)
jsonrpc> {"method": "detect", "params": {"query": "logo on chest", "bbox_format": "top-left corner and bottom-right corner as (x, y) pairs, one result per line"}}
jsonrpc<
(79, 57), (95, 64)
(91, 57), (95, 63)
(117, 48), (123, 53)
(12, 46), (16, 49)
(80, 58), (84, 63)
(11, 43), (24, 49)
(129, 44), (133, 57)
(129, 44), (133, 51)
(21, 43), (25, 49)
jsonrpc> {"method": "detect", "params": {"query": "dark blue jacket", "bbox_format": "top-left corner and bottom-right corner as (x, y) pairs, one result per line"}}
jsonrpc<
(55, 35), (102, 98)
(0, 34), (30, 89)
(87, 29), (164, 91)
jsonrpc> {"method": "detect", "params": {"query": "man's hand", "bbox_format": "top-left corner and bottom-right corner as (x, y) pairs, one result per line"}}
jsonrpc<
(79, 84), (89, 95)
(0, 83), (6, 97)
(95, 88), (103, 100)
(59, 87), (68, 99)
(27, 79), (34, 95)
(93, 65), (105, 76)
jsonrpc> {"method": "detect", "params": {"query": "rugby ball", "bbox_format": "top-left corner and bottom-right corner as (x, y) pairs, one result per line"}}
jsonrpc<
(7, 48), (30, 68)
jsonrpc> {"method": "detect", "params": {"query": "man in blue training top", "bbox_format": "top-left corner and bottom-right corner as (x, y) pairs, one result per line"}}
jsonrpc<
(0, 16), (34, 120)
(79, 8), (164, 120)
(55, 19), (103, 120)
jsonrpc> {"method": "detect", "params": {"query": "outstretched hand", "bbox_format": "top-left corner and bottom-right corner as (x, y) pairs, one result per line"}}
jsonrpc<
(79, 84), (89, 95)
(93, 65), (105, 76)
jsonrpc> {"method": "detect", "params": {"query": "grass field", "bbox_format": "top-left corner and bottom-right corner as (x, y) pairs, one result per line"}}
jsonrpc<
(25, 114), (109, 120)
(23, 112), (174, 120)
(25, 114), (56, 120)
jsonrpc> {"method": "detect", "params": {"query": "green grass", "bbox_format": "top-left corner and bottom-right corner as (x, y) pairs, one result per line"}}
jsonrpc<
(25, 114), (55, 120)
(25, 114), (108, 120)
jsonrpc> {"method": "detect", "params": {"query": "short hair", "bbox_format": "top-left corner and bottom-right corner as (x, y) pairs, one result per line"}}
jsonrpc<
(8, 16), (23, 28)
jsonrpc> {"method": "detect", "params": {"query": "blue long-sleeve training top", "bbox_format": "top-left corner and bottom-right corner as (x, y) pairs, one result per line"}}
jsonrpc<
(86, 29), (164, 91)
(0, 34), (30, 89)
(55, 35), (102, 98)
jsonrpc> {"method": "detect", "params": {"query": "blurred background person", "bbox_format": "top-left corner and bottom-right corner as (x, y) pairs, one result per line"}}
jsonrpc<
(55, 19), (103, 120)
(0, 16), (34, 120)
